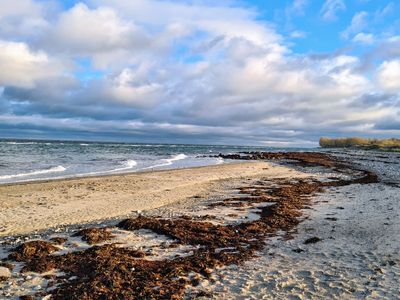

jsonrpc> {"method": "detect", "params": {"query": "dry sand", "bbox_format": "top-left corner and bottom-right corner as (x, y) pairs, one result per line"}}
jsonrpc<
(0, 161), (300, 237)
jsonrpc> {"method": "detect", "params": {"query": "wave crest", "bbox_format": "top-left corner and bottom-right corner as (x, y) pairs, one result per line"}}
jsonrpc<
(0, 166), (66, 180)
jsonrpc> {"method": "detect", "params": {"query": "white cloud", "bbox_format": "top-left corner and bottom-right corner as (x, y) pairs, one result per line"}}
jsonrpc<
(320, 0), (346, 21)
(45, 4), (149, 56)
(0, 0), (44, 20)
(91, 0), (281, 47)
(377, 60), (400, 92)
(341, 11), (368, 39)
(0, 40), (64, 88)
(0, 0), (53, 38)
(103, 69), (162, 108)
(352, 32), (374, 44)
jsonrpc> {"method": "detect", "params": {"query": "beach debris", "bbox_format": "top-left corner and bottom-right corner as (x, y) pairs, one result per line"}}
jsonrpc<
(118, 217), (250, 248)
(73, 228), (114, 245)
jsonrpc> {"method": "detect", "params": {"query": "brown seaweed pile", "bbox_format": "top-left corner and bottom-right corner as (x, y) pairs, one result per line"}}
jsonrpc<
(8, 241), (59, 262)
(73, 227), (114, 245)
(3, 152), (378, 299)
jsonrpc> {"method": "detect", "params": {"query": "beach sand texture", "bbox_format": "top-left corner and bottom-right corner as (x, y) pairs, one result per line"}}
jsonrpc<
(0, 161), (302, 237)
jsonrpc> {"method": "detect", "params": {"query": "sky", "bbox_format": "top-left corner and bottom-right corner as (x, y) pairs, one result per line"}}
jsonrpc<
(0, 0), (399, 146)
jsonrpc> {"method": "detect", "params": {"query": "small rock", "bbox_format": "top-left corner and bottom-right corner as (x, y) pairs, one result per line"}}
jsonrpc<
(292, 248), (304, 253)
(304, 237), (322, 244)
(0, 266), (11, 279)
(388, 260), (396, 266)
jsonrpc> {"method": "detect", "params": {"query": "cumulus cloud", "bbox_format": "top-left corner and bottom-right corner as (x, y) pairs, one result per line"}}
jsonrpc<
(42, 3), (152, 70)
(0, 0), (54, 39)
(377, 60), (400, 92)
(0, 40), (65, 88)
(48, 4), (145, 53)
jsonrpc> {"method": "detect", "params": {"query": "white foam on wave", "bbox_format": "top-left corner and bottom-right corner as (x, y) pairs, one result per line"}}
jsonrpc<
(216, 157), (224, 165)
(78, 160), (138, 177)
(0, 166), (66, 180)
(140, 153), (188, 170)
(2, 141), (54, 145)
(3, 142), (38, 145)
(113, 160), (138, 171)
(0, 160), (138, 184)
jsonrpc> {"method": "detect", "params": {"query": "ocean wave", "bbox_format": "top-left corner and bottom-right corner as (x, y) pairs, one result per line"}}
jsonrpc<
(3, 142), (38, 145)
(0, 166), (66, 180)
(78, 160), (138, 176)
(140, 153), (188, 170)
(215, 157), (224, 165)
(112, 160), (138, 171)
(2, 141), (53, 145)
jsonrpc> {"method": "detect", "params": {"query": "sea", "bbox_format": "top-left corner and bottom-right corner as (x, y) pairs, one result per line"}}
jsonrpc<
(0, 139), (300, 185)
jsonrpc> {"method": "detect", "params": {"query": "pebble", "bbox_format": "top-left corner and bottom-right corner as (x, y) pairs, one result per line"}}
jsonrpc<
(0, 266), (12, 278)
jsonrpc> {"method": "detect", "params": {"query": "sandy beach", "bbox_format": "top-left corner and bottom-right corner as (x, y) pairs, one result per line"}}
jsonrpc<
(0, 161), (300, 237)
(0, 151), (399, 299)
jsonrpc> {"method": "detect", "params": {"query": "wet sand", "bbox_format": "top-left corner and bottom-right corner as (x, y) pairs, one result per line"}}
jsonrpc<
(0, 161), (300, 237)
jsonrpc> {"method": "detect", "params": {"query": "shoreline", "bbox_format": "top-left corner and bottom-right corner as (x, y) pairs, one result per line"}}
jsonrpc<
(0, 160), (238, 187)
(0, 161), (299, 237)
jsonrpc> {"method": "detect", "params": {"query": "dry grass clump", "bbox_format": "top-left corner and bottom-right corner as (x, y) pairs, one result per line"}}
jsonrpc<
(319, 137), (400, 150)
